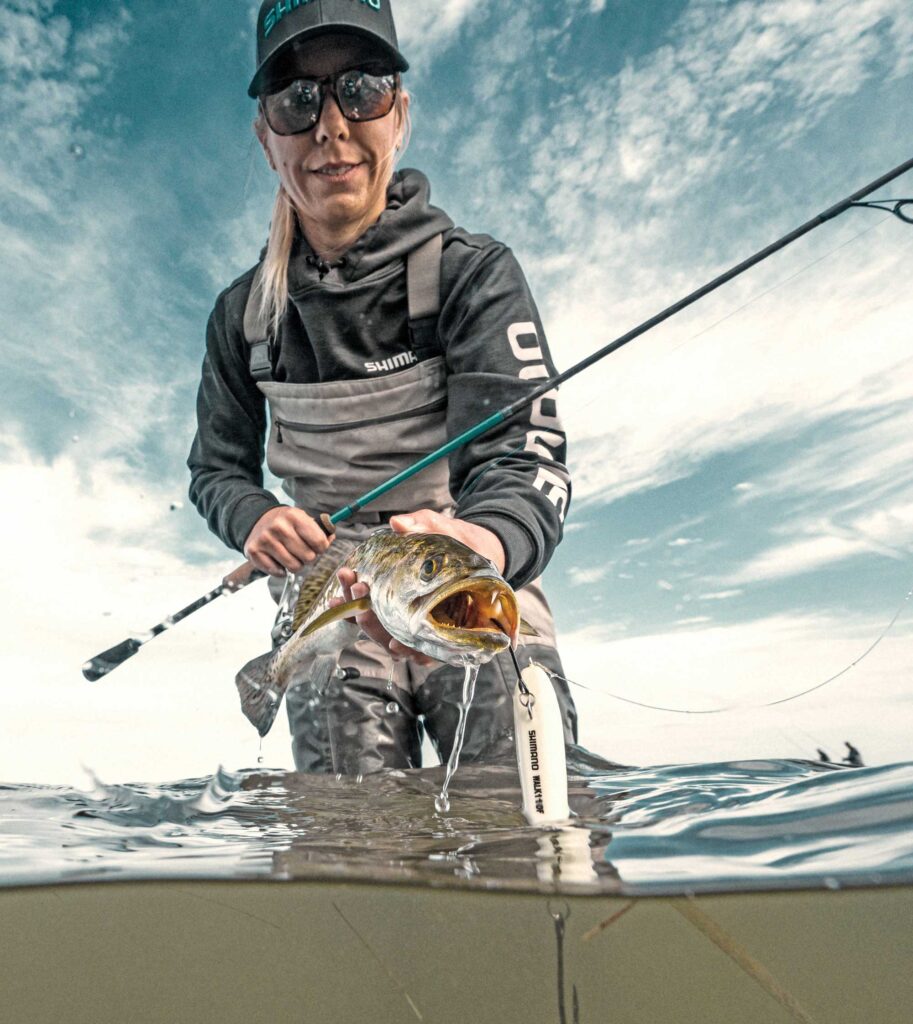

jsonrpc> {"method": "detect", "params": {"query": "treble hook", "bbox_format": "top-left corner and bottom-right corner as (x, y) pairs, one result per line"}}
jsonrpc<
(509, 646), (535, 719)
(548, 901), (580, 1024)
(849, 198), (913, 224)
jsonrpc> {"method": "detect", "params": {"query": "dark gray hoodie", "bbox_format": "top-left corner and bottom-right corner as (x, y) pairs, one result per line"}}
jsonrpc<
(187, 168), (571, 588)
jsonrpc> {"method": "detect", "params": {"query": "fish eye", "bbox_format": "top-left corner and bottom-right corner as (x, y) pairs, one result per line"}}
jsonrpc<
(420, 557), (441, 581)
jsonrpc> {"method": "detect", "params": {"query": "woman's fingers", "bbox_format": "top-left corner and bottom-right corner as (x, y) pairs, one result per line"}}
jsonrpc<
(287, 510), (333, 554)
(246, 548), (287, 577)
(269, 525), (317, 569)
(389, 638), (434, 666)
(244, 506), (332, 575)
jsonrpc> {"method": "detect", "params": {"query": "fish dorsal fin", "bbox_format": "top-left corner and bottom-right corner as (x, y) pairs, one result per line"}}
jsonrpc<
(290, 541), (357, 632)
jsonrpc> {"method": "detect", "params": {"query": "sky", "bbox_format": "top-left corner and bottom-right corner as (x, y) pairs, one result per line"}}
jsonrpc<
(1, 0), (912, 783)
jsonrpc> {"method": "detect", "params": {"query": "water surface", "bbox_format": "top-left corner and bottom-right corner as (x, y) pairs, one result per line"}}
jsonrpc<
(3, 753), (913, 896)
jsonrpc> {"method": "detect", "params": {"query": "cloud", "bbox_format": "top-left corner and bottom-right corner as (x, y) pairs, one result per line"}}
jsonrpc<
(561, 609), (913, 765)
(738, 402), (913, 513)
(713, 408), (913, 585)
(0, 2), (130, 196)
(0, 434), (286, 784)
(0, 2), (210, 480)
(527, 0), (913, 217)
(561, 232), (913, 508)
(394, 0), (482, 73)
(402, 0), (913, 543)
(721, 535), (875, 585)
(567, 564), (612, 586)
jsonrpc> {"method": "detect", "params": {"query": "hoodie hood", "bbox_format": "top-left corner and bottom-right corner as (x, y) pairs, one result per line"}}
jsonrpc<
(288, 168), (454, 286)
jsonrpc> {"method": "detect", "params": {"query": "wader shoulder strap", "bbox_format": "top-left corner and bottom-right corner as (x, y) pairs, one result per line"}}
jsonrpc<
(243, 263), (274, 383)
(407, 233), (443, 360)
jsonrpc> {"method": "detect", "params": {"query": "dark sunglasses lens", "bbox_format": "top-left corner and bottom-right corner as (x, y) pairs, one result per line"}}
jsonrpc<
(335, 69), (396, 122)
(263, 79), (321, 135)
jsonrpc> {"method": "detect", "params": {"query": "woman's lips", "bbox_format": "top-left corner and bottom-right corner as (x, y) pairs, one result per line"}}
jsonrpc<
(312, 162), (362, 183)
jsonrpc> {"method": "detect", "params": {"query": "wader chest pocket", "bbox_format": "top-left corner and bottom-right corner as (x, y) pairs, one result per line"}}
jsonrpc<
(274, 397), (448, 444)
(259, 358), (452, 514)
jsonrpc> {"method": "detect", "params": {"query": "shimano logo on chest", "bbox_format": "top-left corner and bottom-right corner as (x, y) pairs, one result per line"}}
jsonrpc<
(264, 0), (381, 38)
(365, 351), (418, 374)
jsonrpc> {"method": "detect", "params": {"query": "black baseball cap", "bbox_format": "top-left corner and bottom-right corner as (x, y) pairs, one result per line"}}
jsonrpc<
(249, 0), (409, 98)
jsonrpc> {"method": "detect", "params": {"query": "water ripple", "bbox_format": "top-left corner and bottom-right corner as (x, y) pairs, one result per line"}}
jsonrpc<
(3, 752), (913, 895)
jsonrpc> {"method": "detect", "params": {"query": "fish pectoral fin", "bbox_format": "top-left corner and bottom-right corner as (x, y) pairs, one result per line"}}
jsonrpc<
(519, 617), (540, 638)
(235, 650), (284, 737)
(288, 654), (337, 699)
(300, 597), (373, 639)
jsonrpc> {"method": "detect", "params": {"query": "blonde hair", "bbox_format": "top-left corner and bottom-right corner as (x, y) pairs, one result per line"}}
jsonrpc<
(256, 85), (411, 338)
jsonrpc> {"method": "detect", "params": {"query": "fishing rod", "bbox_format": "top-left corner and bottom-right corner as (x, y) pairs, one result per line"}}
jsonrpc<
(81, 156), (913, 682)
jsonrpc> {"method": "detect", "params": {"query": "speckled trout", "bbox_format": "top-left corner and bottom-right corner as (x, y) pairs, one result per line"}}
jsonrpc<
(235, 529), (524, 736)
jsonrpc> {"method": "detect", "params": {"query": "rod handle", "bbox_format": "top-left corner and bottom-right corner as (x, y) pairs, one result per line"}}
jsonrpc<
(221, 561), (266, 592)
(82, 638), (142, 681)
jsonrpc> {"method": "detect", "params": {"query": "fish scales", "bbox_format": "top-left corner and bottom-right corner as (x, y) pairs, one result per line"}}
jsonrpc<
(236, 529), (523, 737)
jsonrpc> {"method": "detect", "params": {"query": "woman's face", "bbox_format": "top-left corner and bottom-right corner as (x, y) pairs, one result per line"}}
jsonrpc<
(255, 35), (407, 242)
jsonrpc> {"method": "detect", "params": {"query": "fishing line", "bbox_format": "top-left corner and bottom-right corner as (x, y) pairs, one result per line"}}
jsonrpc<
(547, 581), (913, 715)
(564, 212), (890, 425)
(665, 216), (889, 356)
(552, 209), (913, 718)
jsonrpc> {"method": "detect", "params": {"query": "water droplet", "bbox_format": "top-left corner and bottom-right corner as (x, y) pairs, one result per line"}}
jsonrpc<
(69, 142), (85, 160)
(386, 701), (398, 714)
(257, 755), (264, 765)
(435, 663), (478, 816)
(169, 501), (183, 512)
(71, 434), (80, 443)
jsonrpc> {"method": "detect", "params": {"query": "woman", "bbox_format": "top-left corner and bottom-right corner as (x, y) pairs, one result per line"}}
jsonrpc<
(188, 0), (577, 774)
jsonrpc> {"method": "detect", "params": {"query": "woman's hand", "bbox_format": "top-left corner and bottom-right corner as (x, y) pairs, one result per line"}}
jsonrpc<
(332, 509), (506, 665)
(244, 506), (332, 576)
(390, 509), (506, 573)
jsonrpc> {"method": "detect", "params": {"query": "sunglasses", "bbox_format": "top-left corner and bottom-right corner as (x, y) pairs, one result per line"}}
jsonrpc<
(260, 65), (398, 136)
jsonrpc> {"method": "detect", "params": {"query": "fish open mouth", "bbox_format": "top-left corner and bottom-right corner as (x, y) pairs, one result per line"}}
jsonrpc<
(426, 579), (519, 647)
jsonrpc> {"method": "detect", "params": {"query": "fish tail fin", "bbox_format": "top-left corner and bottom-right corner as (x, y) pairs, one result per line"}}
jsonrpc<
(235, 651), (284, 737)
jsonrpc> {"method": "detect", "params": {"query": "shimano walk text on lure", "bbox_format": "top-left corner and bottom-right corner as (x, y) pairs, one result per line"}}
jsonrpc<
(81, 156), (913, 681)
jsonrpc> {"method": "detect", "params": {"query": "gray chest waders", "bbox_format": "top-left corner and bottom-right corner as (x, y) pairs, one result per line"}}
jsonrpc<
(242, 235), (577, 774)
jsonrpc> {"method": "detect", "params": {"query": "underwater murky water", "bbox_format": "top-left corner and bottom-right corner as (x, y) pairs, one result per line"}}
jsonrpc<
(4, 752), (913, 896)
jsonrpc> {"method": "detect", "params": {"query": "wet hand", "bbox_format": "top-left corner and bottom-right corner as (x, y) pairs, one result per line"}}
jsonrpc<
(389, 509), (506, 574)
(333, 566), (436, 667)
(244, 506), (332, 577)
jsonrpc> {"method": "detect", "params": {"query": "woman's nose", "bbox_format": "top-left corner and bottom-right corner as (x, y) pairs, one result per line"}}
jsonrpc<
(314, 92), (350, 143)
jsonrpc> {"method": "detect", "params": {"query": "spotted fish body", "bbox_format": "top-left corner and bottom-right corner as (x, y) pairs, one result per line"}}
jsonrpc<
(235, 529), (522, 736)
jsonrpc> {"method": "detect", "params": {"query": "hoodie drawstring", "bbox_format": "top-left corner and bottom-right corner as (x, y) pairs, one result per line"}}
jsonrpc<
(306, 254), (348, 279)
